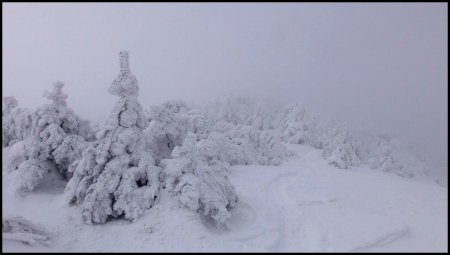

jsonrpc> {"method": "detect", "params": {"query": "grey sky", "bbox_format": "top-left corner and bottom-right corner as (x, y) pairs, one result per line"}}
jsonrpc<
(3, 3), (447, 168)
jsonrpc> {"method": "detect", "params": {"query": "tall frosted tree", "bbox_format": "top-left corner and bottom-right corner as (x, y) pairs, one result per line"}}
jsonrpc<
(65, 51), (160, 224)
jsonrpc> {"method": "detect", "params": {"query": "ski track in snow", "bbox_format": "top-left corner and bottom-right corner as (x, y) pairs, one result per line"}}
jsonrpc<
(352, 228), (411, 252)
(263, 172), (298, 251)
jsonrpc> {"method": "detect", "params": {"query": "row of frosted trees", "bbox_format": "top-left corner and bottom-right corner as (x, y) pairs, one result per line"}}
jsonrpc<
(2, 51), (436, 227)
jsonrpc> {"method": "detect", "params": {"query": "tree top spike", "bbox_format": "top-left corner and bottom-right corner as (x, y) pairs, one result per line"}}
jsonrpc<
(119, 51), (130, 73)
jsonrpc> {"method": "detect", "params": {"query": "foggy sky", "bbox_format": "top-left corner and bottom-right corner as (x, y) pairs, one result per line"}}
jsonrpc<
(3, 3), (448, 168)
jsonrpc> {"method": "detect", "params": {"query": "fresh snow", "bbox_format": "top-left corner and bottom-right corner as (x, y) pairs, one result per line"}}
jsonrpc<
(3, 144), (447, 252)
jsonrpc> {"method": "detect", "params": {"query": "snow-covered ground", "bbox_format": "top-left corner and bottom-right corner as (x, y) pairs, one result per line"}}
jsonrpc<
(3, 144), (447, 252)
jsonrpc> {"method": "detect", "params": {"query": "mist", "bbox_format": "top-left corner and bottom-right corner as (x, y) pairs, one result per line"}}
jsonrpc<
(3, 3), (447, 168)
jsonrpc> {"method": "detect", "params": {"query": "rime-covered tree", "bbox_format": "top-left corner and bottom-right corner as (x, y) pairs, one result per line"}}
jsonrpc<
(364, 135), (433, 179)
(160, 132), (238, 227)
(251, 101), (279, 131)
(143, 99), (241, 227)
(144, 100), (210, 162)
(210, 121), (292, 166)
(2, 97), (33, 147)
(65, 51), (160, 224)
(320, 126), (361, 169)
(274, 103), (321, 147)
(2, 96), (18, 116)
(5, 82), (93, 194)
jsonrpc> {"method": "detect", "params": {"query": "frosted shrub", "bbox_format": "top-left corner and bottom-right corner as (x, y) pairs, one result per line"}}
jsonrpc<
(144, 100), (210, 162)
(144, 101), (193, 161)
(161, 133), (238, 227)
(13, 159), (57, 193)
(366, 135), (428, 178)
(321, 127), (361, 169)
(211, 121), (292, 166)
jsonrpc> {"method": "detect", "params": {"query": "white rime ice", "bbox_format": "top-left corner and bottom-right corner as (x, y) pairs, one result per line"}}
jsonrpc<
(65, 51), (160, 224)
(4, 82), (93, 194)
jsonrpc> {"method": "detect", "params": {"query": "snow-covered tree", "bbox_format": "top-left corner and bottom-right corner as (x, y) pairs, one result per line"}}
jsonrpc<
(210, 121), (292, 166)
(143, 100), (210, 162)
(365, 135), (431, 179)
(320, 126), (361, 169)
(42, 81), (68, 106)
(5, 82), (93, 195)
(65, 51), (160, 224)
(52, 135), (89, 179)
(2, 97), (33, 147)
(142, 99), (241, 226)
(160, 132), (238, 227)
(201, 97), (281, 130)
(3, 96), (18, 116)
(274, 103), (321, 147)
(251, 101), (279, 130)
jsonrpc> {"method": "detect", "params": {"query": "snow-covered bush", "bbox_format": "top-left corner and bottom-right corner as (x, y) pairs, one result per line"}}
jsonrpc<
(144, 99), (210, 163)
(364, 135), (433, 179)
(201, 98), (434, 179)
(65, 51), (161, 224)
(211, 121), (292, 166)
(320, 126), (362, 169)
(13, 158), (57, 193)
(4, 82), (93, 195)
(368, 137), (409, 176)
(3, 140), (28, 173)
(160, 133), (238, 227)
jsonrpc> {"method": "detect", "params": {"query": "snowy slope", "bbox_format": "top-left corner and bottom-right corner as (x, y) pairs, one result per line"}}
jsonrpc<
(2, 144), (447, 252)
